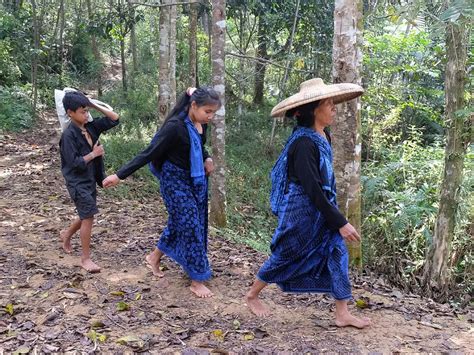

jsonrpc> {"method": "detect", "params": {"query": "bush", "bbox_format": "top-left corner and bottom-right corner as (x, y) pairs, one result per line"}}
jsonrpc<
(0, 86), (34, 131)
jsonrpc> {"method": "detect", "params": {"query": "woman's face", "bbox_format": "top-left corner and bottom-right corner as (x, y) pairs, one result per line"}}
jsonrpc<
(190, 102), (219, 124)
(314, 98), (336, 127)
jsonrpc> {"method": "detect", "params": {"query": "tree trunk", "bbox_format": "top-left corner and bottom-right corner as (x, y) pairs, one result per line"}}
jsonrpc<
(128, 0), (138, 88)
(210, 0), (227, 227)
(423, 17), (469, 299)
(158, 0), (171, 122)
(58, 0), (65, 84)
(169, 2), (177, 106)
(331, 0), (363, 268)
(31, 0), (39, 112)
(85, 0), (103, 96)
(120, 38), (127, 93)
(188, 2), (198, 87)
(253, 14), (267, 106)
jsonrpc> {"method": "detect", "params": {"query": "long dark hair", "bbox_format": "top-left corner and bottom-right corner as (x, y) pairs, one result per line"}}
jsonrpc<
(165, 86), (221, 122)
(286, 100), (320, 127)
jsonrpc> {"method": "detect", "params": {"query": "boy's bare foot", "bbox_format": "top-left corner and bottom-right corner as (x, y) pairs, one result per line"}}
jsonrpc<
(335, 312), (371, 329)
(190, 281), (214, 298)
(245, 294), (270, 317)
(81, 258), (101, 273)
(145, 254), (165, 277)
(60, 231), (73, 254)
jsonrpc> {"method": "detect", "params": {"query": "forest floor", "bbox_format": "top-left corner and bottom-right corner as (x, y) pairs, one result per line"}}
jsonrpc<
(0, 112), (472, 353)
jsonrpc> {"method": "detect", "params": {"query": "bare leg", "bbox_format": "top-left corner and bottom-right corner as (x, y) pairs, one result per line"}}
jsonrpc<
(190, 281), (214, 298)
(60, 218), (81, 253)
(79, 217), (101, 273)
(245, 279), (270, 317)
(335, 300), (371, 328)
(145, 247), (165, 277)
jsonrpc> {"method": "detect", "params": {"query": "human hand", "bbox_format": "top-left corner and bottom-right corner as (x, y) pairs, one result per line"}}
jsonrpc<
(339, 223), (361, 243)
(102, 174), (120, 188)
(92, 141), (105, 158)
(204, 158), (214, 176)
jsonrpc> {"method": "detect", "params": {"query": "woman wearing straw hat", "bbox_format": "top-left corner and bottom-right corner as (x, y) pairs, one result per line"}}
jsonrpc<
(245, 78), (371, 328)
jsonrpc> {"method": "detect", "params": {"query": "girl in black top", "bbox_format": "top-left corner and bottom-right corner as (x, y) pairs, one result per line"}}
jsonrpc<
(103, 87), (221, 298)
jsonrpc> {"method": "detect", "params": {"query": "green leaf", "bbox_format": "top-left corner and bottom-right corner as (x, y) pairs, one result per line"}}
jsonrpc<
(116, 301), (130, 311)
(116, 335), (144, 348)
(110, 290), (125, 297)
(5, 303), (14, 315)
(87, 329), (107, 342)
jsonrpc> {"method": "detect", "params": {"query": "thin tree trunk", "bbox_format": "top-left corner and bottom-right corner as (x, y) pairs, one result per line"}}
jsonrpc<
(169, 2), (177, 106)
(86, 0), (103, 96)
(423, 17), (470, 300)
(158, 0), (171, 122)
(188, 2), (198, 87)
(210, 0), (227, 227)
(253, 14), (267, 106)
(58, 0), (65, 84)
(128, 0), (138, 89)
(31, 0), (39, 112)
(269, 0), (300, 146)
(331, 0), (364, 268)
(120, 38), (127, 92)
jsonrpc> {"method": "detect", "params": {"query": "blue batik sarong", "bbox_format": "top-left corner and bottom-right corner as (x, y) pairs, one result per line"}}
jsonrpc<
(155, 161), (211, 281)
(258, 127), (352, 300)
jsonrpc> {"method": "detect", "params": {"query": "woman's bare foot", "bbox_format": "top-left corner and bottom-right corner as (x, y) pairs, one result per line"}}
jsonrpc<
(81, 258), (101, 273)
(145, 253), (165, 277)
(245, 293), (270, 317)
(335, 312), (371, 329)
(60, 231), (73, 254)
(190, 281), (214, 298)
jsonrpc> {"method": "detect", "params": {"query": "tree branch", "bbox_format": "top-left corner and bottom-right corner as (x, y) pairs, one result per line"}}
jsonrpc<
(225, 52), (312, 74)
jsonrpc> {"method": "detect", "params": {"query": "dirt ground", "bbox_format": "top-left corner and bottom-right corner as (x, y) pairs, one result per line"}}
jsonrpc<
(0, 112), (472, 353)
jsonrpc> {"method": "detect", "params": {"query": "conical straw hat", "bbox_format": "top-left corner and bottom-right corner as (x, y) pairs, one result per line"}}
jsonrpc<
(271, 78), (364, 118)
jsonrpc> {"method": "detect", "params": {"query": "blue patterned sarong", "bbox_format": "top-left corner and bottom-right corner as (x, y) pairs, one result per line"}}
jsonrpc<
(258, 128), (352, 300)
(155, 160), (211, 281)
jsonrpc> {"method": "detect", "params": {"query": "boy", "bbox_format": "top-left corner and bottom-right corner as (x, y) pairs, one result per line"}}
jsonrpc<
(59, 91), (119, 272)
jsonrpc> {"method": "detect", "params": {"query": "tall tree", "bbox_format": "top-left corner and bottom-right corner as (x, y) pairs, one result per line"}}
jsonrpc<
(30, 0), (40, 112)
(253, 13), (267, 105)
(86, 0), (103, 96)
(128, 0), (138, 79)
(210, 0), (227, 227)
(158, 0), (171, 121)
(331, 0), (363, 267)
(423, 8), (470, 299)
(188, 1), (198, 87)
(169, 2), (177, 107)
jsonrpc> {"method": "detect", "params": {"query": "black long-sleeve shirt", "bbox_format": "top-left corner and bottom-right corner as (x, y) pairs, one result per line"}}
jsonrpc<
(117, 116), (210, 180)
(287, 135), (347, 231)
(60, 117), (119, 188)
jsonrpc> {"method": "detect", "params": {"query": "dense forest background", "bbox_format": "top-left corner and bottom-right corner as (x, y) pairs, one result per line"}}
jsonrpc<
(0, 0), (472, 304)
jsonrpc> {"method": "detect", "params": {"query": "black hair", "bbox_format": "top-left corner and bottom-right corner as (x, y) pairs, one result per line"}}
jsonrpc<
(286, 100), (320, 127)
(165, 86), (221, 122)
(63, 91), (92, 112)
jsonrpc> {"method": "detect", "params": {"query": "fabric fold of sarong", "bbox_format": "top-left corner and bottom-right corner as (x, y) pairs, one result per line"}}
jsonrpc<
(257, 183), (352, 300)
(156, 160), (211, 281)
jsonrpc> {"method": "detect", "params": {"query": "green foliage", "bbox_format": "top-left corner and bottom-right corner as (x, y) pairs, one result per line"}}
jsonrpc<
(0, 86), (33, 131)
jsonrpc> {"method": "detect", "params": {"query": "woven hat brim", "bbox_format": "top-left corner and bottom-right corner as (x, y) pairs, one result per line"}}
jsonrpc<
(271, 84), (364, 118)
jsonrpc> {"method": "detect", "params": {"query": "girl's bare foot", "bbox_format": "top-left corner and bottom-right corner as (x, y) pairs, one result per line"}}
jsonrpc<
(190, 281), (214, 298)
(245, 293), (270, 317)
(60, 231), (73, 253)
(81, 258), (101, 273)
(335, 312), (371, 329)
(145, 254), (165, 277)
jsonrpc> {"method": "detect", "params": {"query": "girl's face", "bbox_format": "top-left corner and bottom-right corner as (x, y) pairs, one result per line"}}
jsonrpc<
(189, 102), (219, 124)
(314, 98), (336, 127)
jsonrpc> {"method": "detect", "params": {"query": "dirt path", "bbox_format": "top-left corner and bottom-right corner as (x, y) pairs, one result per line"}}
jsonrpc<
(0, 113), (472, 353)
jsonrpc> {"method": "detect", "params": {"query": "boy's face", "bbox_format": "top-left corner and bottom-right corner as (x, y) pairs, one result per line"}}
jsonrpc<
(67, 107), (90, 126)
